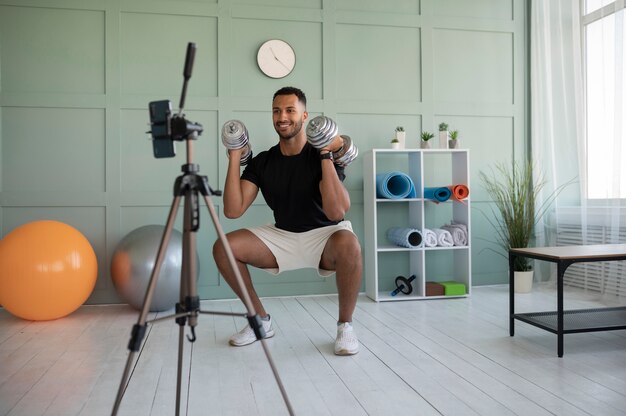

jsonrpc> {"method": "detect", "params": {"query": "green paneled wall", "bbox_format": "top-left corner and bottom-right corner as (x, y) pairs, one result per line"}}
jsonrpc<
(0, 0), (528, 304)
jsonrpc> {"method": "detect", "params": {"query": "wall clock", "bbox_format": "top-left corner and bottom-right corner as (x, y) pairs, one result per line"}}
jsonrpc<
(257, 39), (296, 79)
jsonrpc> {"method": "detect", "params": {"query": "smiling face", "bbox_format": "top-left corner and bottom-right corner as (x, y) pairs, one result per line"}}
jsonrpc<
(272, 93), (308, 141)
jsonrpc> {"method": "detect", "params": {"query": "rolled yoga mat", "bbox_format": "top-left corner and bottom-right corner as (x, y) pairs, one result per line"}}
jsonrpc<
(424, 186), (452, 202)
(387, 227), (423, 248)
(448, 184), (469, 202)
(376, 172), (416, 199)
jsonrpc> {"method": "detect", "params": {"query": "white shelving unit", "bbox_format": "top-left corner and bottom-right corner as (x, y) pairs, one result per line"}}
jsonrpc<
(364, 149), (471, 302)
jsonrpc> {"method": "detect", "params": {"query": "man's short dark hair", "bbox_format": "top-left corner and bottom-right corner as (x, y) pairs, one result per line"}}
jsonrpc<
(273, 86), (307, 107)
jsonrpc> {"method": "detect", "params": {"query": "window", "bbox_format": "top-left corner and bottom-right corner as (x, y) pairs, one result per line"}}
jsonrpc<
(582, 1), (626, 198)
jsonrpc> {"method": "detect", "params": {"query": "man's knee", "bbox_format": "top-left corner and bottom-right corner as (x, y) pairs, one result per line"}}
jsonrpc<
(212, 238), (225, 260)
(212, 231), (240, 262)
(340, 231), (361, 250)
(213, 229), (277, 269)
(331, 232), (362, 266)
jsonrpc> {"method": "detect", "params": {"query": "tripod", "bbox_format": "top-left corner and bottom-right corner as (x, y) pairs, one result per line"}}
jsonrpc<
(111, 43), (294, 416)
(111, 136), (294, 416)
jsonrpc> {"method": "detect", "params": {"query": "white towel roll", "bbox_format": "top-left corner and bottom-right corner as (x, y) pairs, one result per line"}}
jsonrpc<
(422, 228), (438, 247)
(433, 228), (454, 247)
(442, 223), (468, 246)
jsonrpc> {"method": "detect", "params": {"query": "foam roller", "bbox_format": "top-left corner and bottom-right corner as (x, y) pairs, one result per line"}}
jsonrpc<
(387, 227), (423, 248)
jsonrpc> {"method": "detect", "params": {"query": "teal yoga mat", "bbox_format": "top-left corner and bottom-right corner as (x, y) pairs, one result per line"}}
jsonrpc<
(424, 187), (452, 202)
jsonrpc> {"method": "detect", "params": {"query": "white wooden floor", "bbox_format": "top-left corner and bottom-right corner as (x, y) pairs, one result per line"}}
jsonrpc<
(1, 284), (625, 416)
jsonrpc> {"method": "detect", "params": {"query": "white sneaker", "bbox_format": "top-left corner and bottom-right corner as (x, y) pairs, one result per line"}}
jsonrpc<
(229, 316), (275, 347)
(334, 322), (359, 355)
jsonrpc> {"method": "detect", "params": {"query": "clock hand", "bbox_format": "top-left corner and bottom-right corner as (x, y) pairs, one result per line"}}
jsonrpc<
(269, 47), (291, 71)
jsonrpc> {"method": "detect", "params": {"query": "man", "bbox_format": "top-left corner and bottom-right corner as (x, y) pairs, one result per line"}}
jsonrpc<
(212, 86), (362, 355)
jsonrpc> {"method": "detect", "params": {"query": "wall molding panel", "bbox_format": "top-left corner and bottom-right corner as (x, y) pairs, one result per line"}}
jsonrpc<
(0, 0), (528, 304)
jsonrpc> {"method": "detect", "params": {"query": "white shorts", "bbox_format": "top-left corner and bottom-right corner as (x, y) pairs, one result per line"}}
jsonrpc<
(246, 220), (355, 277)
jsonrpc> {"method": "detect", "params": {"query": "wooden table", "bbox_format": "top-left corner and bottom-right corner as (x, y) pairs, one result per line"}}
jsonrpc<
(509, 244), (626, 357)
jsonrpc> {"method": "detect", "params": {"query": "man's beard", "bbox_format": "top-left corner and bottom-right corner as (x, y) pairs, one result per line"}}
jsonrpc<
(276, 119), (303, 140)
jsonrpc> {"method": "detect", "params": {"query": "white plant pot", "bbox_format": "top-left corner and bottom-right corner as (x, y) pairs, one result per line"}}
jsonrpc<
(420, 140), (431, 149)
(390, 142), (400, 149)
(439, 131), (449, 149)
(514, 270), (533, 293)
(395, 131), (406, 149)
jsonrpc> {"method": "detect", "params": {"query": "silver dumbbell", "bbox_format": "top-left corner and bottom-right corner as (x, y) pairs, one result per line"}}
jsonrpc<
(332, 135), (358, 167)
(305, 116), (358, 167)
(221, 120), (253, 166)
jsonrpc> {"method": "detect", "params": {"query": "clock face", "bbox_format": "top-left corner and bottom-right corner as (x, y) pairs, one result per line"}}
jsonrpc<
(257, 39), (296, 79)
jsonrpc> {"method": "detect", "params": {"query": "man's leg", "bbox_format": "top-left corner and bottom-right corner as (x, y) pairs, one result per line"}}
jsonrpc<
(320, 230), (363, 323)
(212, 229), (278, 318)
(321, 230), (362, 355)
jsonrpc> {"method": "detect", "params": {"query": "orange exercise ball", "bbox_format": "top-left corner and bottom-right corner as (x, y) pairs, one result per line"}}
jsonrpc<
(0, 220), (97, 321)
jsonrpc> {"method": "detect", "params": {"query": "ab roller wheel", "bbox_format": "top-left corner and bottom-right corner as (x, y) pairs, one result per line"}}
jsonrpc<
(390, 274), (417, 296)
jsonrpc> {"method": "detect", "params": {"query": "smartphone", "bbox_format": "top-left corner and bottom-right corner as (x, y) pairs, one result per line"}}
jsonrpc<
(152, 138), (176, 158)
(149, 100), (176, 158)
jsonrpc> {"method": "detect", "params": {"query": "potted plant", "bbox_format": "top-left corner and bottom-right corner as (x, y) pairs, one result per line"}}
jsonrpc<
(395, 126), (406, 149)
(448, 129), (459, 149)
(438, 122), (449, 149)
(420, 131), (434, 149)
(479, 161), (568, 293)
(390, 137), (400, 149)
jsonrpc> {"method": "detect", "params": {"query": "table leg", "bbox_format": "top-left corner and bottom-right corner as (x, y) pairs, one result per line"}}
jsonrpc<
(509, 253), (515, 337)
(557, 261), (564, 357)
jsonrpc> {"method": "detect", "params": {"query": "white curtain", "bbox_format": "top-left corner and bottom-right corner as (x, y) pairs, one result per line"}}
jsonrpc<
(531, 0), (626, 297)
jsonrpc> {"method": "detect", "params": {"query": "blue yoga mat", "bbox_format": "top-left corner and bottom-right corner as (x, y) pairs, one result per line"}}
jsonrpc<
(424, 186), (452, 202)
(376, 172), (416, 199)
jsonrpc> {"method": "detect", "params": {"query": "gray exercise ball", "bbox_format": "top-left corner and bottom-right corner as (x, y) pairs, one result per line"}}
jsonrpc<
(110, 225), (199, 312)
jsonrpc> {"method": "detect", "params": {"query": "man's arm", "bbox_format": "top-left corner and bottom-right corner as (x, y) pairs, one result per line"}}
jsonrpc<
(222, 148), (259, 219)
(319, 154), (350, 221)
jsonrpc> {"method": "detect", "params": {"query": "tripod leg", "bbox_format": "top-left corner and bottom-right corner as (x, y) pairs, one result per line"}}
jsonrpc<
(173, 189), (201, 415)
(175, 325), (185, 416)
(180, 189), (200, 333)
(111, 196), (182, 416)
(201, 194), (295, 416)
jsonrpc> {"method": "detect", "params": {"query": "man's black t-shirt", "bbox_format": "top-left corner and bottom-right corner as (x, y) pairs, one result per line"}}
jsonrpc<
(241, 142), (346, 232)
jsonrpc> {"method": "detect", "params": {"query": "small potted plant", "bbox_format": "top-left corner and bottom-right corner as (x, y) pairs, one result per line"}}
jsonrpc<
(390, 137), (400, 149)
(395, 126), (406, 149)
(448, 129), (459, 149)
(438, 122), (449, 149)
(420, 131), (434, 149)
